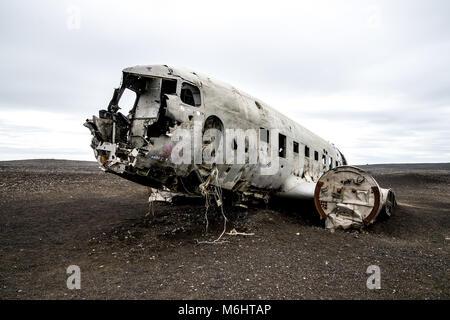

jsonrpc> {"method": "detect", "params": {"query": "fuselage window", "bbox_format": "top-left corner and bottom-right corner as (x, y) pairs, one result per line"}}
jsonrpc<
(305, 146), (310, 158)
(293, 141), (299, 154)
(118, 88), (137, 111)
(161, 79), (177, 95)
(329, 157), (333, 169)
(322, 154), (326, 165)
(232, 138), (238, 150)
(279, 133), (286, 158)
(180, 82), (201, 107)
(260, 128), (269, 143)
(314, 151), (319, 161)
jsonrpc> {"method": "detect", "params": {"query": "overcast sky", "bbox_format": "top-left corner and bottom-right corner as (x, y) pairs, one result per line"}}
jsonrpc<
(0, 0), (449, 164)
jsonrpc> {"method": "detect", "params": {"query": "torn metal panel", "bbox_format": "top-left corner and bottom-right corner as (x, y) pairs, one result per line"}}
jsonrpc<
(148, 188), (177, 203)
(165, 94), (196, 123)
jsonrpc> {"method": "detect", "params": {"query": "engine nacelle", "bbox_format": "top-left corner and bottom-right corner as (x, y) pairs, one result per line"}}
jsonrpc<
(314, 166), (396, 230)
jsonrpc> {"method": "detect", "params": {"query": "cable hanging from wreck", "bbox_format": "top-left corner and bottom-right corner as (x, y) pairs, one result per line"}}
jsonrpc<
(197, 166), (229, 244)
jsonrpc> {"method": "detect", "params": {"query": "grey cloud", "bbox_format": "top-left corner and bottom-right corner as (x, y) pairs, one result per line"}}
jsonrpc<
(0, 0), (449, 162)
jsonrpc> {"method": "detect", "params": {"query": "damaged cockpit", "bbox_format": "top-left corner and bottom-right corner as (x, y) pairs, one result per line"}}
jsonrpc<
(84, 66), (205, 192)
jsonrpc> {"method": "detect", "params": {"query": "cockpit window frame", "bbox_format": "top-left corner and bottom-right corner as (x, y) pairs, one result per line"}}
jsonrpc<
(180, 82), (202, 107)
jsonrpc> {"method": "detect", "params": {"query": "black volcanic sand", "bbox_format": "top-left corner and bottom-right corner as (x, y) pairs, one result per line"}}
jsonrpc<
(0, 160), (449, 299)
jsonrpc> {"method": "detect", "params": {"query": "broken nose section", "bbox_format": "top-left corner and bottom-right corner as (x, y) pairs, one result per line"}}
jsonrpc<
(84, 115), (146, 176)
(84, 113), (128, 173)
(314, 166), (396, 231)
(84, 110), (184, 192)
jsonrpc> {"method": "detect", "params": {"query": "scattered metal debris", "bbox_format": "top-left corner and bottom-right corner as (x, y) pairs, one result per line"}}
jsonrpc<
(226, 229), (255, 236)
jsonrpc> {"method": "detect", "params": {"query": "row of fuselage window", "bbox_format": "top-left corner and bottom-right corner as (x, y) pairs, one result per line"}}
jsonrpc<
(260, 128), (339, 169)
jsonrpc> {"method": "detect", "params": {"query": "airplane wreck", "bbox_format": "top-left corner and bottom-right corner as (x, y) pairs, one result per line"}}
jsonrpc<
(84, 65), (396, 231)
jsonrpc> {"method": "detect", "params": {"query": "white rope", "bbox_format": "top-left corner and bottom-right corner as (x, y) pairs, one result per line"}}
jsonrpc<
(197, 167), (229, 244)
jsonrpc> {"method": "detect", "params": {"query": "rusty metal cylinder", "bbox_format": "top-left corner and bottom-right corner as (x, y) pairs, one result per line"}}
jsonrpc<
(314, 166), (395, 230)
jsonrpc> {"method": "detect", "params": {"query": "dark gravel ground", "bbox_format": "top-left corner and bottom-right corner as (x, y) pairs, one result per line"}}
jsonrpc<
(0, 160), (449, 299)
